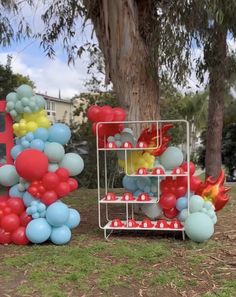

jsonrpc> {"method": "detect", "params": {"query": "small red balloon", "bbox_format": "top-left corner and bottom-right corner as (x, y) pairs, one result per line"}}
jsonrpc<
(56, 182), (70, 198)
(7, 198), (25, 215)
(181, 162), (196, 175)
(176, 176), (188, 187)
(1, 214), (20, 233)
(164, 207), (179, 219)
(20, 211), (32, 227)
(41, 191), (58, 205)
(0, 228), (11, 244)
(15, 149), (48, 181)
(68, 178), (78, 191)
(113, 107), (126, 121)
(42, 172), (59, 190)
(28, 186), (38, 196)
(190, 176), (203, 192)
(3, 207), (12, 215)
(87, 105), (101, 122)
(175, 186), (187, 198)
(38, 185), (46, 194)
(56, 168), (69, 182)
(0, 201), (7, 208)
(11, 226), (29, 245)
(159, 193), (177, 210)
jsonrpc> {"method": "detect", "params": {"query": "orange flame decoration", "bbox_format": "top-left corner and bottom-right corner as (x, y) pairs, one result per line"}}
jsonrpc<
(138, 123), (173, 156)
(196, 169), (230, 211)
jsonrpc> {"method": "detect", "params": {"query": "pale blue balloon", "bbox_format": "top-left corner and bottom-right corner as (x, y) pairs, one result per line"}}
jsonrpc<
(10, 110), (18, 118)
(26, 218), (52, 244)
(34, 128), (49, 141)
(25, 132), (35, 142)
(133, 190), (143, 197)
(11, 145), (23, 159)
(203, 201), (215, 210)
(207, 210), (216, 219)
(48, 163), (59, 172)
(184, 212), (214, 243)
(50, 225), (71, 245)
(48, 123), (71, 145)
(23, 191), (38, 207)
(33, 95), (45, 107)
(144, 185), (151, 193)
(21, 140), (30, 148)
(59, 153), (84, 176)
(44, 142), (65, 163)
(6, 101), (15, 110)
(189, 195), (204, 213)
(6, 92), (18, 102)
(30, 139), (45, 151)
(122, 175), (137, 192)
(38, 203), (46, 212)
(15, 101), (24, 113)
(136, 177), (151, 190)
(178, 209), (189, 222)
(0, 165), (19, 187)
(16, 84), (33, 99)
(9, 185), (24, 198)
(32, 213), (40, 219)
(176, 197), (188, 211)
(46, 202), (70, 227)
(159, 146), (184, 170)
(65, 209), (80, 229)
(21, 97), (30, 106)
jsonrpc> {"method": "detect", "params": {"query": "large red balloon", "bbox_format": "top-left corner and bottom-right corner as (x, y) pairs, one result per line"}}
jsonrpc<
(164, 207), (179, 219)
(100, 106), (114, 122)
(176, 176), (188, 187)
(11, 226), (29, 245)
(56, 168), (69, 182)
(190, 176), (203, 192)
(159, 193), (177, 210)
(20, 211), (32, 227)
(42, 172), (59, 190)
(41, 190), (58, 205)
(181, 162), (196, 176)
(0, 228), (11, 244)
(15, 149), (48, 181)
(87, 105), (101, 122)
(175, 186), (187, 198)
(113, 107), (126, 121)
(1, 214), (20, 232)
(68, 178), (78, 191)
(56, 182), (70, 197)
(7, 198), (25, 215)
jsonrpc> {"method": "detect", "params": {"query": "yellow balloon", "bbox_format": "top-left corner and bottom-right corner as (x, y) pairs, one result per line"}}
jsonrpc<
(36, 116), (50, 128)
(26, 121), (38, 132)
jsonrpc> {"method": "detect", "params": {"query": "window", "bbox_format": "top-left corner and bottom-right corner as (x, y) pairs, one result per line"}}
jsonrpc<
(0, 143), (6, 164)
(0, 112), (5, 132)
(45, 100), (56, 116)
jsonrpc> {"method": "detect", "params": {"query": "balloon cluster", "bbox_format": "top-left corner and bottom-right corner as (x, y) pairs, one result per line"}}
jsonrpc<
(87, 105), (126, 147)
(0, 84), (84, 245)
(107, 128), (136, 148)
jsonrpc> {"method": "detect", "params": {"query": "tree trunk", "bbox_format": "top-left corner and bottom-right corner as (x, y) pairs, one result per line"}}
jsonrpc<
(84, 0), (160, 121)
(205, 26), (226, 178)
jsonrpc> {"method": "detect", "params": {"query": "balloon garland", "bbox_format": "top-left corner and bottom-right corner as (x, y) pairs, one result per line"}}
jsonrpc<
(0, 85), (83, 245)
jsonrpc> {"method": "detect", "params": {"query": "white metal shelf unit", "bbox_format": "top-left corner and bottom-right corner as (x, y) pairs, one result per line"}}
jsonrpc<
(96, 120), (190, 240)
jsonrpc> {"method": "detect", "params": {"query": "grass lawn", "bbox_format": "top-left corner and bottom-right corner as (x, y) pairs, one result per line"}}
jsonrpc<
(0, 186), (235, 297)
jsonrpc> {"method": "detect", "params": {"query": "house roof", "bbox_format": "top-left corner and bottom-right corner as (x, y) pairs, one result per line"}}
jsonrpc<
(36, 93), (73, 104)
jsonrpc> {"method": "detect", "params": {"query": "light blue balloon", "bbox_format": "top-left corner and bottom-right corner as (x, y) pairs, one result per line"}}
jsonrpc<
(48, 123), (71, 145)
(9, 185), (24, 198)
(34, 128), (49, 141)
(178, 208), (189, 222)
(184, 212), (214, 243)
(6, 92), (18, 102)
(122, 175), (137, 192)
(23, 191), (38, 207)
(50, 225), (71, 245)
(10, 110), (18, 119)
(65, 209), (80, 229)
(11, 145), (23, 159)
(6, 101), (15, 110)
(144, 185), (151, 193)
(15, 101), (24, 113)
(33, 95), (45, 107)
(211, 215), (217, 225)
(46, 202), (70, 227)
(159, 146), (184, 170)
(59, 153), (84, 176)
(21, 140), (30, 148)
(151, 185), (158, 194)
(48, 163), (59, 172)
(176, 197), (188, 211)
(32, 213), (40, 219)
(136, 177), (151, 191)
(26, 218), (52, 244)
(207, 210), (216, 219)
(21, 97), (30, 106)
(0, 165), (19, 187)
(16, 84), (33, 99)
(203, 201), (214, 210)
(40, 210), (46, 218)
(38, 203), (46, 212)
(30, 139), (45, 151)
(25, 132), (35, 142)
(189, 195), (204, 213)
(44, 142), (65, 163)
(133, 190), (143, 197)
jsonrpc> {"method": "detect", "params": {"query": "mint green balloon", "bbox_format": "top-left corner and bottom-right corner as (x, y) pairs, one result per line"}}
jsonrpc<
(59, 153), (84, 176)
(6, 101), (15, 111)
(48, 163), (59, 172)
(10, 110), (18, 118)
(15, 101), (24, 113)
(16, 84), (33, 99)
(189, 195), (204, 213)
(44, 142), (65, 163)
(6, 92), (18, 102)
(24, 106), (32, 113)
(33, 95), (45, 107)
(21, 97), (30, 106)
(0, 165), (19, 187)
(159, 146), (184, 170)
(184, 212), (214, 242)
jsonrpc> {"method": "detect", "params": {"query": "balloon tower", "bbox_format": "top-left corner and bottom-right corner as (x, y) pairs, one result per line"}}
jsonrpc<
(0, 85), (83, 245)
(87, 106), (230, 243)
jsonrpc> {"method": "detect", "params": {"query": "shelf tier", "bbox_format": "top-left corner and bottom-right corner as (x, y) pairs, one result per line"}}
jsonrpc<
(103, 220), (184, 231)
(100, 196), (159, 204)
(128, 173), (188, 177)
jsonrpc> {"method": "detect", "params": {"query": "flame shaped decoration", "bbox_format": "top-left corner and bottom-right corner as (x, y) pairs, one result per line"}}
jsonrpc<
(196, 169), (230, 211)
(138, 123), (173, 156)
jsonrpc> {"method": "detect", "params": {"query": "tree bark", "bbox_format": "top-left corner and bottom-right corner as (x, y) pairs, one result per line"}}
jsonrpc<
(205, 25), (227, 179)
(84, 0), (160, 121)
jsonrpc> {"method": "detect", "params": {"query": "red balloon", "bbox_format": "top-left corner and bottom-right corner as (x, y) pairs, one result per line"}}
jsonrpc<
(56, 168), (69, 182)
(68, 178), (78, 191)
(175, 186), (187, 198)
(11, 226), (29, 245)
(0, 228), (11, 244)
(92, 123), (108, 138)
(42, 172), (59, 190)
(20, 211), (32, 227)
(3, 207), (12, 215)
(41, 191), (58, 205)
(176, 176), (188, 187)
(1, 214), (20, 232)
(113, 107), (126, 121)
(87, 105), (101, 122)
(164, 207), (179, 219)
(159, 193), (177, 210)
(0, 195), (9, 202)
(38, 185), (46, 194)
(15, 149), (48, 181)
(0, 201), (7, 208)
(190, 176), (203, 192)
(7, 198), (25, 215)
(181, 162), (196, 175)
(100, 106), (114, 122)
(28, 186), (38, 196)
(107, 123), (121, 136)
(56, 182), (70, 197)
